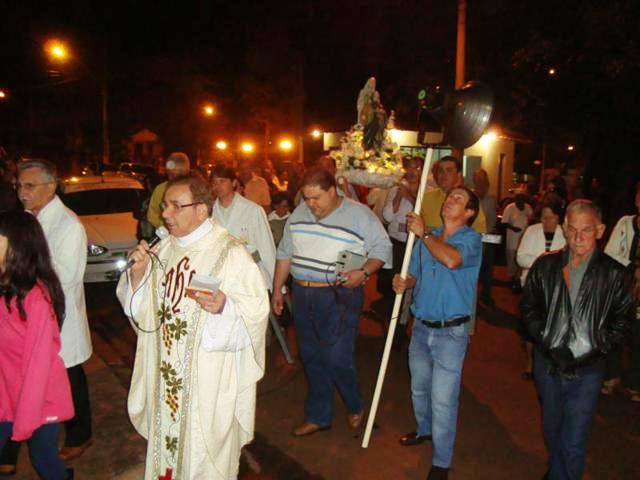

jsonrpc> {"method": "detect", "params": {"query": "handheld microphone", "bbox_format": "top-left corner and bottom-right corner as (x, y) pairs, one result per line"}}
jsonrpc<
(124, 226), (169, 270)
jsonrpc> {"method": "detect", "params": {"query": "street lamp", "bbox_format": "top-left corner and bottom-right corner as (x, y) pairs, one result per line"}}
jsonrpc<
(202, 103), (216, 117)
(0, 89), (6, 99)
(40, 37), (110, 165)
(45, 39), (70, 63)
(216, 140), (227, 150)
(279, 139), (293, 152)
(241, 142), (254, 154)
(567, 144), (575, 151)
(311, 129), (322, 139)
(548, 67), (556, 76)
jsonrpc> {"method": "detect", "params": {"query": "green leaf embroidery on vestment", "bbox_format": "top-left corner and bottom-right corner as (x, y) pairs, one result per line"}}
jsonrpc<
(165, 435), (178, 456)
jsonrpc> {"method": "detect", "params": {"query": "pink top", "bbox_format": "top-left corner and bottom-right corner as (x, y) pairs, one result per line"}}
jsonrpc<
(0, 283), (74, 441)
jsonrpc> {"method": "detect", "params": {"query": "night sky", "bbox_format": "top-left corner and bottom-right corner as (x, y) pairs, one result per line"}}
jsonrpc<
(1, 0), (640, 211)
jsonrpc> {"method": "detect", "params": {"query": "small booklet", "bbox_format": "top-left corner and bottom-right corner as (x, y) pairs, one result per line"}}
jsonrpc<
(185, 274), (222, 299)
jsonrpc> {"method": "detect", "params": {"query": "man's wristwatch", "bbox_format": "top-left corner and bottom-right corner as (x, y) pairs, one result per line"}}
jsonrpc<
(423, 230), (433, 240)
(360, 268), (370, 281)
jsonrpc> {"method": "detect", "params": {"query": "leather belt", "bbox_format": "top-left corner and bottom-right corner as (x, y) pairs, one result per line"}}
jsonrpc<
(295, 279), (334, 288)
(420, 316), (470, 329)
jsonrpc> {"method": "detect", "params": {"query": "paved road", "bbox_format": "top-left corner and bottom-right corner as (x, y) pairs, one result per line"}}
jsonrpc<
(12, 267), (640, 479)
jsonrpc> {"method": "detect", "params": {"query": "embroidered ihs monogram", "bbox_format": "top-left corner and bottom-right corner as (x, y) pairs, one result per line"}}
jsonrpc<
(163, 256), (196, 314)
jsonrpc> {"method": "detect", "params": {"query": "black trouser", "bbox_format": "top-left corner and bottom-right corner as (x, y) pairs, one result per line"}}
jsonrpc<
(0, 365), (92, 465)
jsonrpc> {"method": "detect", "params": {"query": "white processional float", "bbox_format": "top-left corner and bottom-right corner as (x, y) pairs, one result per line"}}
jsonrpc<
(354, 78), (495, 448)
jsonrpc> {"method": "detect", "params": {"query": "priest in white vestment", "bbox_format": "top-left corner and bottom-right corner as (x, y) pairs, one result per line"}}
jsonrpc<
(210, 166), (277, 288)
(117, 174), (269, 480)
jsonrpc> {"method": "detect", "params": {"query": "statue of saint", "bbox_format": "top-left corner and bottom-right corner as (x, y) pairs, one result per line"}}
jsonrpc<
(357, 78), (388, 150)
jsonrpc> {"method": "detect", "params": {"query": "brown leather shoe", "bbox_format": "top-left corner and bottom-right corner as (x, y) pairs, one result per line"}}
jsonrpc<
(290, 422), (331, 437)
(399, 431), (432, 446)
(0, 464), (16, 476)
(59, 439), (93, 461)
(347, 411), (364, 429)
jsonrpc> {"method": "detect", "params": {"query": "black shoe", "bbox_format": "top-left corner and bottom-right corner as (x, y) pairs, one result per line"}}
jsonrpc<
(65, 469), (74, 480)
(399, 431), (432, 446)
(427, 466), (449, 480)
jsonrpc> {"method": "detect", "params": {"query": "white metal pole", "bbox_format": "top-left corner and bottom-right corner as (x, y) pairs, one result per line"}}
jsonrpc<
(362, 147), (435, 448)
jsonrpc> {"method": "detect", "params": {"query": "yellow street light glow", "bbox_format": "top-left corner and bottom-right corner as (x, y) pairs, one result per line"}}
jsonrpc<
(216, 140), (227, 150)
(567, 145), (574, 151)
(241, 142), (254, 153)
(279, 139), (293, 151)
(480, 131), (498, 145)
(311, 129), (322, 139)
(548, 68), (556, 76)
(0, 90), (6, 99)
(45, 39), (69, 62)
(202, 104), (215, 117)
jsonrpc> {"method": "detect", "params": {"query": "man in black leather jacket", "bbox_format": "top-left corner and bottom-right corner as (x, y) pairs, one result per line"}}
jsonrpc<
(521, 199), (632, 480)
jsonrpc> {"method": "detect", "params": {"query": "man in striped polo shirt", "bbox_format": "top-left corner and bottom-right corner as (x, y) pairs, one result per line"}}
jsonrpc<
(272, 167), (392, 437)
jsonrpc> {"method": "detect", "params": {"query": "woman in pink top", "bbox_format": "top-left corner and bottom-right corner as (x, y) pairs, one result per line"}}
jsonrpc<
(0, 211), (74, 480)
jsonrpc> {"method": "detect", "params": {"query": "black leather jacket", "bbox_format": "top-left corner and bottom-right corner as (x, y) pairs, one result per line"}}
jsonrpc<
(520, 248), (632, 369)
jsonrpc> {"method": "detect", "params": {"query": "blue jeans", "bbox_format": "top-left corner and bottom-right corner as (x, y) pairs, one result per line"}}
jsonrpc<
(534, 350), (604, 480)
(0, 422), (65, 480)
(409, 322), (469, 468)
(292, 283), (364, 426)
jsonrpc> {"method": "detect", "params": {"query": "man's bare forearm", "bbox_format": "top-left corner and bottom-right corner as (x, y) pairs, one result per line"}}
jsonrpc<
(273, 259), (292, 291)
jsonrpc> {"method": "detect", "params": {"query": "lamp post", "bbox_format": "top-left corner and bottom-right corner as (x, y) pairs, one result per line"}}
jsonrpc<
(197, 103), (217, 164)
(43, 37), (111, 164)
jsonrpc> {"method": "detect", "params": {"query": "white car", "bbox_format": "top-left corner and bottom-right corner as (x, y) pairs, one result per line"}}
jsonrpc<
(61, 175), (145, 282)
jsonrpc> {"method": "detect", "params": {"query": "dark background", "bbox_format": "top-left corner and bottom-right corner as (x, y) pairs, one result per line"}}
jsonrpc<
(1, 0), (639, 216)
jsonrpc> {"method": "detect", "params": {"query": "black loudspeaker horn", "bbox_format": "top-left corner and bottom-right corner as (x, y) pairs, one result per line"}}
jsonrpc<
(418, 81), (493, 149)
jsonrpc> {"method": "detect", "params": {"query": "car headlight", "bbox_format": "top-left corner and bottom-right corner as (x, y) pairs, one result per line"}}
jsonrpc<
(115, 258), (128, 270)
(87, 244), (108, 256)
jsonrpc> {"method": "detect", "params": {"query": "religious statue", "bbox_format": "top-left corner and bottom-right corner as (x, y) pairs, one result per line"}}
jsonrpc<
(356, 77), (388, 151)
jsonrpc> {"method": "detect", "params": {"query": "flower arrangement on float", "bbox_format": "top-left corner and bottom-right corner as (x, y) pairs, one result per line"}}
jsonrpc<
(330, 125), (404, 188)
(330, 77), (405, 188)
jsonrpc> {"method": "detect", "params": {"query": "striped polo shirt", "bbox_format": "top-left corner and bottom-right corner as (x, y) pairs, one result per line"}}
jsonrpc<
(277, 198), (392, 282)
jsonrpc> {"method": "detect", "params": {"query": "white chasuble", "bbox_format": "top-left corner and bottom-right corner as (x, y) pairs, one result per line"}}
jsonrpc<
(117, 221), (269, 480)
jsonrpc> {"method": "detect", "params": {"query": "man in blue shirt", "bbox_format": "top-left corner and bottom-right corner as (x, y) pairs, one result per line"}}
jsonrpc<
(273, 167), (391, 437)
(393, 186), (482, 480)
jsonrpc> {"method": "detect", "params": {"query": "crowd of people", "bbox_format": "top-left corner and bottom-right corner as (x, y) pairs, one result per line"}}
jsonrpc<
(0, 150), (638, 480)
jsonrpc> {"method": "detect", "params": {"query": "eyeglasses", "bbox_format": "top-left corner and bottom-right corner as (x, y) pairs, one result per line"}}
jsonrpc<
(15, 181), (54, 191)
(160, 201), (202, 211)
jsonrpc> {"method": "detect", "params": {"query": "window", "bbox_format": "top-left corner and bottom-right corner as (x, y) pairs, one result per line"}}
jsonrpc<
(62, 188), (145, 215)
